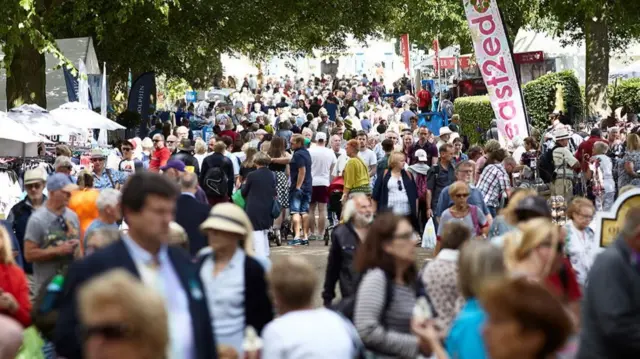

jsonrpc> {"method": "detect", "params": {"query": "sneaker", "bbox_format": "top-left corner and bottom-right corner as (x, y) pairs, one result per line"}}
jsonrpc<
(300, 239), (310, 246)
(287, 239), (302, 246)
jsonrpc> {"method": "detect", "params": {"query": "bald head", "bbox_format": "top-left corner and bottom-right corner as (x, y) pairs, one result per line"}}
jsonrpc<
(180, 171), (198, 193)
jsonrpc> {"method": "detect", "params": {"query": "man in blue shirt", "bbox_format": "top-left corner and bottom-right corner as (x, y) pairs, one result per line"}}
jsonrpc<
(435, 160), (493, 225)
(289, 134), (313, 246)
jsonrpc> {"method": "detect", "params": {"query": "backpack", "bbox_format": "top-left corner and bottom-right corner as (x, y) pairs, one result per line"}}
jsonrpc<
(203, 167), (229, 198)
(416, 173), (428, 200)
(538, 146), (557, 183)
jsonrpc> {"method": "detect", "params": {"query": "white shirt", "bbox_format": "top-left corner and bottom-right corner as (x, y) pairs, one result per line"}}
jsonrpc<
(309, 145), (337, 187)
(262, 308), (359, 359)
(225, 151), (240, 176)
(332, 149), (348, 177)
(358, 149), (377, 169)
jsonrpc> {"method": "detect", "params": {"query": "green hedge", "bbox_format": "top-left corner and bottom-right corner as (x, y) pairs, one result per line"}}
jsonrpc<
(454, 96), (494, 145)
(522, 70), (584, 128)
(454, 71), (584, 144)
(610, 78), (640, 113)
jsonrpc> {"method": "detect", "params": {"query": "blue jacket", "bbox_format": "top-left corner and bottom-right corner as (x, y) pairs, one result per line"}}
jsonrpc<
(175, 194), (211, 257)
(7, 197), (45, 273)
(2, 220), (23, 269)
(446, 298), (488, 359)
(372, 169), (419, 231)
(54, 240), (217, 359)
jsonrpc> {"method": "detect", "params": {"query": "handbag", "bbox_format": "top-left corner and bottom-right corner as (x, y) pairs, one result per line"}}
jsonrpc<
(232, 190), (246, 209)
(270, 172), (281, 218)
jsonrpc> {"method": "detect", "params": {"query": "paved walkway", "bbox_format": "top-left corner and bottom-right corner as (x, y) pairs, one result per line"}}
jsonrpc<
(270, 240), (433, 307)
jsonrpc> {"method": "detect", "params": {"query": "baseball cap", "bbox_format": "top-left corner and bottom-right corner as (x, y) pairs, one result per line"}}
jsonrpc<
(315, 132), (327, 142)
(160, 159), (186, 172)
(24, 168), (47, 185)
(47, 173), (79, 193)
(414, 149), (428, 162)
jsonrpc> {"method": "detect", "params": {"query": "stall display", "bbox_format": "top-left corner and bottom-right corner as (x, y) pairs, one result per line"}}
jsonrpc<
(549, 196), (567, 226)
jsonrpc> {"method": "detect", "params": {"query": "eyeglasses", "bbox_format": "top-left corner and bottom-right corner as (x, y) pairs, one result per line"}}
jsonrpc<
(26, 183), (42, 190)
(90, 158), (104, 162)
(576, 212), (594, 221)
(397, 180), (403, 192)
(393, 230), (415, 241)
(81, 323), (132, 341)
(455, 193), (470, 198)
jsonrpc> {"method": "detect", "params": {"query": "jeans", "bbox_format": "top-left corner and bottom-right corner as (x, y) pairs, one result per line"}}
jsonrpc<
(488, 206), (498, 218)
(289, 189), (311, 214)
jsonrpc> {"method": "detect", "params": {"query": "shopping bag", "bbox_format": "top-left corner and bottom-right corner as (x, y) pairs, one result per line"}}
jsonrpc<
(232, 190), (246, 209)
(16, 326), (45, 359)
(422, 218), (436, 249)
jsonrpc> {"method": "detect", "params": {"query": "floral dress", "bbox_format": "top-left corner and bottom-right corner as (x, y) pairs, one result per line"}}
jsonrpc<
(617, 150), (640, 188)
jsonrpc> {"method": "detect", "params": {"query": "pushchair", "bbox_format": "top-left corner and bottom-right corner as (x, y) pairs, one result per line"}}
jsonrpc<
(324, 177), (344, 246)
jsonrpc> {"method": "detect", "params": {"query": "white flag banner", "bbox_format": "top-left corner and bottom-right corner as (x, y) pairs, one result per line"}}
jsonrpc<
(463, 0), (530, 145)
(98, 62), (108, 147)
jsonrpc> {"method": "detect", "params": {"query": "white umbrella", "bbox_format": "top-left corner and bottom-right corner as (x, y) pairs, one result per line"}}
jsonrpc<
(7, 104), (81, 136)
(51, 102), (125, 130)
(0, 111), (42, 143)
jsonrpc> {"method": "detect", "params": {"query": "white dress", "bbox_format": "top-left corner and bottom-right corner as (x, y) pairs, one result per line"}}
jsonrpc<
(564, 220), (600, 287)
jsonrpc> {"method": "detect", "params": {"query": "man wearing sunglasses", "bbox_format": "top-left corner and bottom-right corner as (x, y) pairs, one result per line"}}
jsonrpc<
(90, 149), (127, 190)
(118, 139), (143, 174)
(150, 134), (171, 172)
(24, 174), (81, 294)
(7, 168), (47, 273)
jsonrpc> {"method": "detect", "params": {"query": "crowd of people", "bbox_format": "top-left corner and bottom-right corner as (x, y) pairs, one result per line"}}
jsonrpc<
(0, 73), (639, 359)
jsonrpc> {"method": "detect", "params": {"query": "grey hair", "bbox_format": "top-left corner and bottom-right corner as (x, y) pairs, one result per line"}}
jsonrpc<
(254, 152), (272, 167)
(503, 156), (517, 167)
(194, 138), (207, 155)
(96, 189), (121, 212)
(593, 141), (609, 155)
(342, 193), (368, 222)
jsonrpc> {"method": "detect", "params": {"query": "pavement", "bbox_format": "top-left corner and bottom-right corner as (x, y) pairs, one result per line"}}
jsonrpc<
(270, 239), (434, 307)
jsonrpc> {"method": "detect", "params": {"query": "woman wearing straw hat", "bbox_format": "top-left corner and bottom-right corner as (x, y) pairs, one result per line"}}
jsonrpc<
(198, 203), (274, 356)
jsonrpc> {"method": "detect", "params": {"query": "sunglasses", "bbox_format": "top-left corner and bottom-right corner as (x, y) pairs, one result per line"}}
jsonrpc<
(152, 139), (162, 143)
(81, 323), (132, 341)
(397, 180), (403, 192)
(57, 216), (69, 233)
(26, 183), (42, 190)
(455, 193), (470, 198)
(166, 141), (176, 144)
(121, 147), (132, 152)
(90, 158), (104, 162)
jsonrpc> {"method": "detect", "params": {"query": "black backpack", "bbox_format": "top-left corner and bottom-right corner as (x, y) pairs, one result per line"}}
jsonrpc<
(203, 167), (228, 198)
(538, 146), (557, 183)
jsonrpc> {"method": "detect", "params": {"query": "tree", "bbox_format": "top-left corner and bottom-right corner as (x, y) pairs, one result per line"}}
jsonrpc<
(538, 0), (640, 118)
(382, 0), (539, 55)
(4, 0), (398, 109)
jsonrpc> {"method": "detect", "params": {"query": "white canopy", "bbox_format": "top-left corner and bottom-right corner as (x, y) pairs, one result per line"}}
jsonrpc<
(51, 102), (125, 130)
(610, 61), (640, 79)
(8, 104), (81, 136)
(0, 111), (43, 143)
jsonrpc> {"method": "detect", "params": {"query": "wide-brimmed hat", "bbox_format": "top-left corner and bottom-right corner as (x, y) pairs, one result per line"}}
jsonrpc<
(438, 127), (453, 136)
(24, 168), (47, 185)
(177, 138), (194, 152)
(553, 128), (571, 141)
(90, 148), (106, 159)
(200, 203), (252, 236)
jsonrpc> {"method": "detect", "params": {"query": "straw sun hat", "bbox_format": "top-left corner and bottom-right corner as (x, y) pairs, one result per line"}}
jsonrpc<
(200, 203), (255, 254)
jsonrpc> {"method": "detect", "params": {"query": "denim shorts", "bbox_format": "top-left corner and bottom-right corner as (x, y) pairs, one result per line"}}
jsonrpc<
(289, 189), (311, 214)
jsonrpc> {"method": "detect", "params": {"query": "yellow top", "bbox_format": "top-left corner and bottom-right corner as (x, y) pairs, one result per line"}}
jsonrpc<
(344, 157), (370, 190)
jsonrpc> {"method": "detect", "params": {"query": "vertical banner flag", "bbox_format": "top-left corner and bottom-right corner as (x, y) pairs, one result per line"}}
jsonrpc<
(432, 39), (440, 72)
(98, 62), (108, 147)
(463, 0), (530, 144)
(127, 72), (156, 138)
(400, 34), (411, 76)
(63, 67), (79, 102)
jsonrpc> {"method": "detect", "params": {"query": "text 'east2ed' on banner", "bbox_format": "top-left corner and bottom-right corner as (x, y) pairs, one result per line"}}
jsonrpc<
(463, 0), (530, 144)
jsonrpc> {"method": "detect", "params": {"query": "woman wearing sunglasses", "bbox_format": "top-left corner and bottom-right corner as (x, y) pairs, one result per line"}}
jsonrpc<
(436, 181), (488, 254)
(372, 152), (420, 231)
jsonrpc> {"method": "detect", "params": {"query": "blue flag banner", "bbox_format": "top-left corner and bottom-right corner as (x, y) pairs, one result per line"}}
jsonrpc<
(63, 67), (79, 103)
(127, 72), (156, 138)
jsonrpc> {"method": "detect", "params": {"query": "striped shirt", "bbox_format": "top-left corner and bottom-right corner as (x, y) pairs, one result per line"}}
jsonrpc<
(354, 268), (418, 358)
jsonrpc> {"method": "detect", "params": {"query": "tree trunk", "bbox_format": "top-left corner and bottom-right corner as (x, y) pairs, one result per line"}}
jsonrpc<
(6, 37), (47, 109)
(584, 15), (610, 119)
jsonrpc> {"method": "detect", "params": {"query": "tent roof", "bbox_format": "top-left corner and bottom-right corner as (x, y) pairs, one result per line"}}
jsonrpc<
(0, 37), (100, 111)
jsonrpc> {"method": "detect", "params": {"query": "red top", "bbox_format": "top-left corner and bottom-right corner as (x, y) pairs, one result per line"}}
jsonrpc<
(546, 257), (582, 303)
(149, 147), (171, 172)
(575, 136), (607, 172)
(417, 89), (432, 109)
(219, 130), (238, 143)
(0, 263), (32, 327)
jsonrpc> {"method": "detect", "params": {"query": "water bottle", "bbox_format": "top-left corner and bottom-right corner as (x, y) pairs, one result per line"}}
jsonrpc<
(39, 274), (65, 313)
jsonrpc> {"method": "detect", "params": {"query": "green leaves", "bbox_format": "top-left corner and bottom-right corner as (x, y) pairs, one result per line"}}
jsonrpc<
(523, 70), (584, 128)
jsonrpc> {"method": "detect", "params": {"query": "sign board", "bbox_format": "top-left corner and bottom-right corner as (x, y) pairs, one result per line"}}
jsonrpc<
(514, 51), (544, 64)
(463, 0), (530, 145)
(596, 188), (640, 247)
(185, 91), (197, 103)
